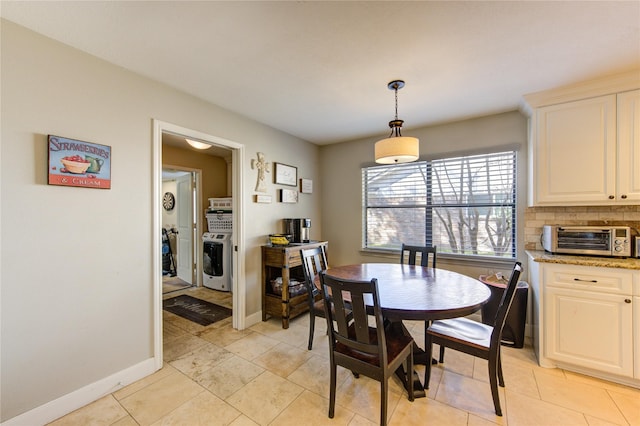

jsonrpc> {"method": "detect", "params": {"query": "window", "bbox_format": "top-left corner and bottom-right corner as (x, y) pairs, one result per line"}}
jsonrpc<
(362, 151), (516, 259)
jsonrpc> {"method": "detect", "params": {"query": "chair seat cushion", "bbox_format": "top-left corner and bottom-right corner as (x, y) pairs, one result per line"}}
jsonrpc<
(428, 318), (492, 350)
(312, 299), (326, 316)
(335, 326), (413, 367)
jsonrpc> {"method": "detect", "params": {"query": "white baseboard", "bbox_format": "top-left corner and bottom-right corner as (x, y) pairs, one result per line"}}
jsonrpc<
(244, 311), (263, 329)
(1, 357), (158, 426)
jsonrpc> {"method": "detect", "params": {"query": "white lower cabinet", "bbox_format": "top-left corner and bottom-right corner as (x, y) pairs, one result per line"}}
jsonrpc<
(527, 256), (640, 387)
(545, 286), (633, 377)
(635, 296), (640, 380)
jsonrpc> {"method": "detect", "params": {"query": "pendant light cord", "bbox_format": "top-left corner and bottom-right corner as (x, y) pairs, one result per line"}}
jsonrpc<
(389, 83), (403, 138)
(394, 85), (399, 121)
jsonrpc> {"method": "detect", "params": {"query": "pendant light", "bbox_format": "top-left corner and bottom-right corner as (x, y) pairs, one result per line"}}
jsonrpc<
(374, 80), (419, 164)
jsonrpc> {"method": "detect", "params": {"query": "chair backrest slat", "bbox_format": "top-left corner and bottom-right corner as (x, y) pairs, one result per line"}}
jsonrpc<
(332, 286), (350, 335)
(400, 243), (437, 268)
(349, 291), (371, 343)
(490, 262), (523, 345)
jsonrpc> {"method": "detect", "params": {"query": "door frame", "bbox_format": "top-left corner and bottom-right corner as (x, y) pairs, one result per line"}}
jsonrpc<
(153, 119), (246, 369)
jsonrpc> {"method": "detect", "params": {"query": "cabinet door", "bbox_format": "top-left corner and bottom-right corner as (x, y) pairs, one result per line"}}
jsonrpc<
(533, 95), (616, 205)
(635, 296), (640, 380)
(545, 286), (633, 377)
(617, 89), (640, 203)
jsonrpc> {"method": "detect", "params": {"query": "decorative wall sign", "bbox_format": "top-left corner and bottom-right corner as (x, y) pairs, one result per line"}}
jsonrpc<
(254, 194), (272, 203)
(280, 188), (298, 203)
(300, 178), (313, 194)
(48, 135), (111, 189)
(251, 152), (270, 193)
(274, 162), (297, 186)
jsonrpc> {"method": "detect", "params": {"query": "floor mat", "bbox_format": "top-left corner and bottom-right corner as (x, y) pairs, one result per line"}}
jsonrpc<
(163, 294), (232, 326)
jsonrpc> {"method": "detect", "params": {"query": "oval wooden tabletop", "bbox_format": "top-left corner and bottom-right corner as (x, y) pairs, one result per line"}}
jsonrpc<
(325, 263), (491, 321)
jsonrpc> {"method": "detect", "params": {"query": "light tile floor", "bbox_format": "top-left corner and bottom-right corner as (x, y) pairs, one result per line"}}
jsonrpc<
(162, 275), (193, 295)
(49, 287), (640, 425)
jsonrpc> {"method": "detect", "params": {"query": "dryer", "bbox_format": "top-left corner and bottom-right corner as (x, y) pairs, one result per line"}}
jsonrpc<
(202, 232), (232, 291)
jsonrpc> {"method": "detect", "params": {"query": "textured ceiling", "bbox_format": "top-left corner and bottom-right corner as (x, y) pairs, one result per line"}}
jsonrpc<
(2, 1), (639, 145)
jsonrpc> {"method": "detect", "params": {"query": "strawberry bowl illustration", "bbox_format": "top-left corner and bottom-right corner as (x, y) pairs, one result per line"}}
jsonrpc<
(60, 155), (91, 174)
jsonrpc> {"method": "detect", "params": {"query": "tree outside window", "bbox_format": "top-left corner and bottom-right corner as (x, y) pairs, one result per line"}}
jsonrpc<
(363, 151), (516, 259)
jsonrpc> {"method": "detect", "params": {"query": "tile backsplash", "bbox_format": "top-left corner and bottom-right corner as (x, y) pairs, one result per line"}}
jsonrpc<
(524, 205), (640, 250)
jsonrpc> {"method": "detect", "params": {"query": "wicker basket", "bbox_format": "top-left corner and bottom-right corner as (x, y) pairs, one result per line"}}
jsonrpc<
(206, 212), (232, 232)
(208, 197), (232, 210)
(270, 277), (307, 296)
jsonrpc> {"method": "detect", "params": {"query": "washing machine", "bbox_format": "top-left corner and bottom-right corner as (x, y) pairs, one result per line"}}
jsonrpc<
(202, 232), (232, 291)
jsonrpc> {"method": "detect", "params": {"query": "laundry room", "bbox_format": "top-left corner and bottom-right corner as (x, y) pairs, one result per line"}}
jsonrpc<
(161, 133), (232, 295)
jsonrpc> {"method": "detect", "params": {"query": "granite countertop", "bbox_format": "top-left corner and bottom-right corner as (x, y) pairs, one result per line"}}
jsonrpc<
(526, 250), (640, 270)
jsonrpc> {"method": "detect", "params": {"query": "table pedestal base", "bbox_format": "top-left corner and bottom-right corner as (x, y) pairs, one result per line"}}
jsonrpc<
(389, 321), (433, 398)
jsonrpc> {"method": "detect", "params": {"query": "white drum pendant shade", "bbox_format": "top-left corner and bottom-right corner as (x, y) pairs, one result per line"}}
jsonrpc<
(375, 136), (419, 164)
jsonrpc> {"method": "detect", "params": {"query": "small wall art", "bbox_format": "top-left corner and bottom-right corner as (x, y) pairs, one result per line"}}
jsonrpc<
(48, 135), (111, 189)
(274, 162), (297, 186)
(251, 152), (270, 193)
(300, 178), (313, 194)
(280, 188), (298, 203)
(255, 194), (272, 203)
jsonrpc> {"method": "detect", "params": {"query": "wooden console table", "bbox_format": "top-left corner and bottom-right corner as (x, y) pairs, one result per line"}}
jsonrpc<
(261, 241), (328, 329)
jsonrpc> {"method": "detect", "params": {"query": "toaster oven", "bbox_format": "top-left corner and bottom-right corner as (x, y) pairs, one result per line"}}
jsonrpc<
(541, 225), (637, 257)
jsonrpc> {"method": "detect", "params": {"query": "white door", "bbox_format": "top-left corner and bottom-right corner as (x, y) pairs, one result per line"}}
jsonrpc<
(545, 286), (633, 377)
(176, 173), (194, 283)
(635, 296), (640, 380)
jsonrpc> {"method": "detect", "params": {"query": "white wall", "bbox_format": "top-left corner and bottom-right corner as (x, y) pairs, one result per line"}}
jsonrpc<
(0, 20), (322, 423)
(319, 110), (529, 276)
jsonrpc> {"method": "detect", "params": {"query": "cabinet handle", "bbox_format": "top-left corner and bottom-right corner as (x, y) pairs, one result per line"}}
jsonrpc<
(621, 194), (627, 199)
(574, 278), (597, 283)
(625, 299), (631, 303)
(608, 195), (615, 199)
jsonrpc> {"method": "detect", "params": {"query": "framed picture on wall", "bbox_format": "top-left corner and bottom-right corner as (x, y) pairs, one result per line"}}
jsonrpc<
(300, 178), (313, 194)
(48, 135), (112, 189)
(274, 162), (297, 186)
(280, 188), (298, 203)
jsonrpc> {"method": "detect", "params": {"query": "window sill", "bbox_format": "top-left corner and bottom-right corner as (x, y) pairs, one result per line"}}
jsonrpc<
(359, 248), (517, 269)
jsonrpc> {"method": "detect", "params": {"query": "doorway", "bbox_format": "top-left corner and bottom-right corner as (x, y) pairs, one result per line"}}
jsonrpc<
(162, 168), (198, 294)
(153, 119), (246, 369)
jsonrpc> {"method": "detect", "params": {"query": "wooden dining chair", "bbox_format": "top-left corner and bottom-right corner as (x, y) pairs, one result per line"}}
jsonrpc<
(400, 243), (440, 362)
(424, 262), (523, 416)
(400, 243), (437, 268)
(300, 246), (329, 350)
(319, 271), (414, 426)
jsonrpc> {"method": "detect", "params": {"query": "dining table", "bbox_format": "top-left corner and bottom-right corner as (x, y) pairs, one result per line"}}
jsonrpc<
(324, 263), (491, 398)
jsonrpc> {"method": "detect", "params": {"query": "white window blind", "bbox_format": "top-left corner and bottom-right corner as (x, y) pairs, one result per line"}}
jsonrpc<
(362, 151), (516, 259)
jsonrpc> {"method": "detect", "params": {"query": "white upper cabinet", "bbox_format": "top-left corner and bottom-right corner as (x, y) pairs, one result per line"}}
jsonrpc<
(617, 89), (640, 203)
(534, 95), (616, 205)
(524, 71), (640, 206)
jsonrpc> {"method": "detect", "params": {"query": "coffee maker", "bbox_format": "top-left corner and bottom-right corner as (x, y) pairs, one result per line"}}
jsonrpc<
(283, 218), (311, 243)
